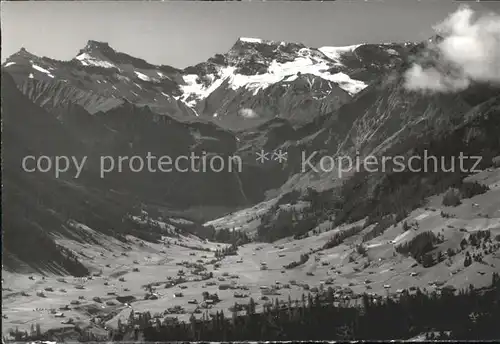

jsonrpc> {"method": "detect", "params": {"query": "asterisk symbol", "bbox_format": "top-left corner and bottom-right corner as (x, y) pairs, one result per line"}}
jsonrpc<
(272, 149), (288, 163)
(256, 150), (270, 164)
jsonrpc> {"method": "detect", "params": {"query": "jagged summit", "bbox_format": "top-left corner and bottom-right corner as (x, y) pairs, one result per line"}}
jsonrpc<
(72, 39), (158, 70)
(2, 47), (45, 71)
(83, 40), (111, 50)
(7, 47), (37, 60)
(73, 40), (119, 68)
(77, 40), (113, 56)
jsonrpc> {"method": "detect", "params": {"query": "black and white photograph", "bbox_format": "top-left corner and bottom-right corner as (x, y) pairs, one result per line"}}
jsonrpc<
(1, 0), (500, 342)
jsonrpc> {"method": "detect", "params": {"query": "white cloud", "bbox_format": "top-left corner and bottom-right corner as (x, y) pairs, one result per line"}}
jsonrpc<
(404, 6), (500, 93)
(239, 108), (259, 118)
(405, 64), (469, 92)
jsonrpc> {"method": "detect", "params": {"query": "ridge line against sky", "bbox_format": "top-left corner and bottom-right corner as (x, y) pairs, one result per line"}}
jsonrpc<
(1, 0), (499, 68)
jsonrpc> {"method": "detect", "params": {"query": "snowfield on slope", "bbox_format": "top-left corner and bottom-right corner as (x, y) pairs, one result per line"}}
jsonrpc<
(75, 53), (117, 69)
(318, 44), (363, 64)
(32, 64), (55, 78)
(134, 71), (153, 82)
(180, 49), (368, 106)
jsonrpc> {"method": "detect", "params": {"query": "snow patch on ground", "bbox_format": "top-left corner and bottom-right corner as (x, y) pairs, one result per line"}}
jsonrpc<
(190, 107), (200, 117)
(239, 108), (259, 118)
(318, 44), (363, 63)
(4, 62), (16, 67)
(32, 64), (55, 78)
(327, 73), (367, 94)
(134, 71), (152, 82)
(239, 37), (263, 44)
(156, 71), (170, 80)
(75, 53), (117, 69)
(181, 73), (230, 106)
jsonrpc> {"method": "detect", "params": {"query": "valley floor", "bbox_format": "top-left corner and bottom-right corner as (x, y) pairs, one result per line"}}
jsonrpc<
(2, 169), (500, 340)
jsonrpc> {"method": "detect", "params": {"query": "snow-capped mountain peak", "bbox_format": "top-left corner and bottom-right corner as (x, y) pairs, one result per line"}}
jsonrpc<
(73, 40), (119, 68)
(5, 47), (40, 66)
(2, 40), (199, 118)
(81, 40), (112, 52)
(238, 37), (265, 44)
(176, 38), (416, 128)
(2, 38), (417, 129)
(179, 39), (378, 108)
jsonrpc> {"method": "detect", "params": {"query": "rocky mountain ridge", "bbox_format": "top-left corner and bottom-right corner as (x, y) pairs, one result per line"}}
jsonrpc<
(3, 38), (417, 129)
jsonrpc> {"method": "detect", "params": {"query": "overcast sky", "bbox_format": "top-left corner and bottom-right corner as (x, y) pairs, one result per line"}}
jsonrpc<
(1, 0), (498, 68)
